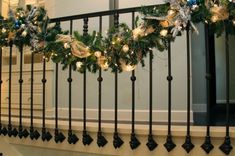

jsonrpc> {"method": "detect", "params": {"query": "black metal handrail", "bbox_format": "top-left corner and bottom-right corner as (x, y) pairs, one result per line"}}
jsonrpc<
(50, 5), (156, 23)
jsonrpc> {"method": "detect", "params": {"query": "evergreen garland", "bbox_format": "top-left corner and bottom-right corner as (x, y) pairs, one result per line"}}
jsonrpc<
(0, 1), (235, 73)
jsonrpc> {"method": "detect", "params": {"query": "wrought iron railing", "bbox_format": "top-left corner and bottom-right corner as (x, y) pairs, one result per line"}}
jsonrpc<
(0, 5), (233, 155)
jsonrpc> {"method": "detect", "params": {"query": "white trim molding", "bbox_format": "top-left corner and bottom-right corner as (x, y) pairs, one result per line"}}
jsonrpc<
(47, 108), (193, 123)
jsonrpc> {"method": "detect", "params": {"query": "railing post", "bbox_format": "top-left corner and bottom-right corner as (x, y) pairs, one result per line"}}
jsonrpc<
(29, 53), (40, 140)
(201, 23), (214, 154)
(0, 47), (2, 135)
(6, 41), (18, 137)
(67, 20), (79, 144)
(96, 16), (108, 147)
(18, 44), (29, 138)
(164, 40), (176, 152)
(146, 49), (158, 151)
(182, 23), (194, 153)
(129, 11), (140, 150)
(82, 17), (93, 146)
(41, 55), (52, 141)
(112, 12), (124, 149)
(219, 30), (233, 155)
(54, 63), (65, 143)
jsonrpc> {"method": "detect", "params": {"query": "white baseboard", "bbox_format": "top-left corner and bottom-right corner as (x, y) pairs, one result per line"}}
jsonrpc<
(47, 108), (193, 123)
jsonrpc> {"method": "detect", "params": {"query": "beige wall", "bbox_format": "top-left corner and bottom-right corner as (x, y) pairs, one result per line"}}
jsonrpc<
(191, 23), (207, 112)
(42, 0), (191, 123)
(215, 34), (235, 103)
(0, 0), (192, 120)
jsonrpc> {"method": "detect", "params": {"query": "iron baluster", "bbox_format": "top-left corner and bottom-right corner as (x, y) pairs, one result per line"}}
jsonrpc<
(18, 45), (29, 138)
(112, 12), (124, 149)
(164, 40), (176, 152)
(219, 31), (233, 155)
(29, 53), (40, 140)
(67, 20), (78, 144)
(182, 24), (194, 153)
(54, 63), (65, 143)
(129, 11), (140, 149)
(67, 64), (78, 144)
(41, 56), (52, 141)
(7, 41), (18, 137)
(201, 23), (214, 154)
(96, 16), (108, 148)
(97, 69), (108, 147)
(82, 17), (93, 146)
(0, 47), (2, 135)
(146, 50), (158, 151)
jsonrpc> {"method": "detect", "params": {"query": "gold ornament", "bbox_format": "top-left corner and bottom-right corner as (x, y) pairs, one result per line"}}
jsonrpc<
(211, 15), (219, 23)
(132, 26), (145, 40)
(160, 20), (170, 28)
(116, 37), (122, 42)
(210, 6), (229, 22)
(1, 28), (6, 33)
(122, 44), (129, 53)
(94, 51), (102, 58)
(97, 56), (109, 70)
(158, 10), (176, 28)
(71, 40), (91, 58)
(112, 37), (122, 45)
(145, 26), (155, 35)
(160, 29), (168, 37)
(233, 20), (235, 26)
(120, 59), (136, 72)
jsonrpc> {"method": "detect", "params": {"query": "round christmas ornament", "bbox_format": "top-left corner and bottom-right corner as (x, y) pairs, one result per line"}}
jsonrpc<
(122, 44), (129, 53)
(120, 59), (136, 72)
(160, 29), (168, 37)
(187, 0), (204, 6)
(15, 20), (22, 29)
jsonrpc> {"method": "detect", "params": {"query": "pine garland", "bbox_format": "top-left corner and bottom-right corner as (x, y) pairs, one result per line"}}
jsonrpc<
(0, 1), (235, 73)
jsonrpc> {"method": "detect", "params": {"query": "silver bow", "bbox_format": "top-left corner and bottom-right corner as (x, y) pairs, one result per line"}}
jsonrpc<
(145, 0), (199, 37)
